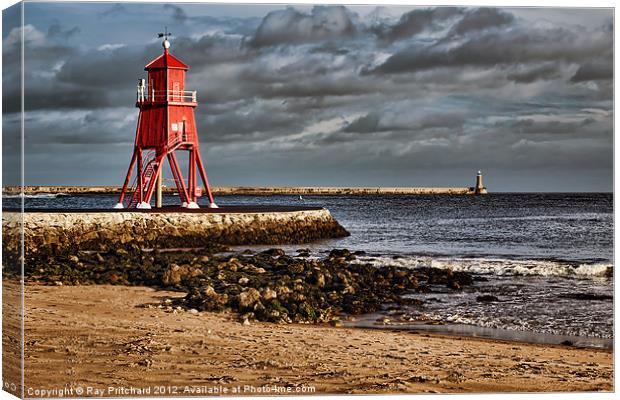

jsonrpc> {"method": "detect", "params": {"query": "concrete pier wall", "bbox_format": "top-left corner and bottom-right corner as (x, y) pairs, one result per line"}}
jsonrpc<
(2, 209), (349, 256)
(3, 185), (479, 196)
(213, 187), (475, 195)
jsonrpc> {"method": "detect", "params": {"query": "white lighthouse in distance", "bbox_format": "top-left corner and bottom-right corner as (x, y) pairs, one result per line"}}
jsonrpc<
(474, 171), (488, 195)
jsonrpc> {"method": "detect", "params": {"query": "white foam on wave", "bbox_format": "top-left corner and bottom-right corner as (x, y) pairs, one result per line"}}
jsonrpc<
(436, 212), (609, 224)
(356, 256), (612, 279)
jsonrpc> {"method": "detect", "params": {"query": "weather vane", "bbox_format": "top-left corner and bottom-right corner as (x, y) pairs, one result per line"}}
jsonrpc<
(158, 27), (172, 49)
(158, 27), (172, 40)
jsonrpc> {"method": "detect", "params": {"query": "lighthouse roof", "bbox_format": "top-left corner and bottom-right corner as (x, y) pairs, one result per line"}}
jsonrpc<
(144, 50), (189, 70)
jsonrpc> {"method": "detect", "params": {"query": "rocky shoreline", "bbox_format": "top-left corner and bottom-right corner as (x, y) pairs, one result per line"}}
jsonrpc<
(14, 244), (473, 325)
(3, 207), (471, 325)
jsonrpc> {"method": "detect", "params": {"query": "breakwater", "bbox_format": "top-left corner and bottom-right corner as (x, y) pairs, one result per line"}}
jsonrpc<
(2, 207), (349, 257)
(3, 185), (480, 195)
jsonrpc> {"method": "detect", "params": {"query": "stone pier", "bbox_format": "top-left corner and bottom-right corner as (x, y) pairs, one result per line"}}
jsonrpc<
(2, 206), (349, 257)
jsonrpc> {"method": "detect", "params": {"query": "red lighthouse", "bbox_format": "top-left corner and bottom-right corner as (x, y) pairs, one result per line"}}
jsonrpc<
(116, 32), (217, 209)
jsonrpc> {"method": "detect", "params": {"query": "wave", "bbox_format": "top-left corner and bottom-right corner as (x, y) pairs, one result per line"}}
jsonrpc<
(355, 255), (612, 279)
(436, 213), (610, 224)
(2, 193), (70, 199)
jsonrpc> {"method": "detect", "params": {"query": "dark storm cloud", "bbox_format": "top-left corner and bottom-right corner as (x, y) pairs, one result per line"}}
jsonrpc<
(3, 24), (83, 113)
(495, 116), (609, 137)
(163, 4), (188, 24)
(55, 45), (150, 88)
(343, 111), (466, 134)
(570, 61), (613, 82)
(448, 7), (514, 36)
(370, 26), (611, 75)
(98, 3), (125, 19)
(371, 7), (461, 42)
(23, 87), (110, 112)
(202, 105), (303, 143)
(168, 34), (247, 66)
(23, 108), (136, 147)
(343, 112), (380, 133)
(248, 6), (357, 47)
(506, 63), (562, 83)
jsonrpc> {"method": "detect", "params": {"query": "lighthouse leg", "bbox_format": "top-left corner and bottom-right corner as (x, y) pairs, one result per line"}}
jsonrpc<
(167, 152), (191, 206)
(156, 171), (163, 208)
(137, 149), (143, 205)
(143, 154), (166, 205)
(117, 150), (137, 208)
(195, 150), (217, 207)
(188, 149), (196, 203)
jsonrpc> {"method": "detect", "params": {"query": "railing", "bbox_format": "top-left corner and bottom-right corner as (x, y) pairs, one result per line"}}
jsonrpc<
(168, 132), (188, 149)
(137, 88), (197, 103)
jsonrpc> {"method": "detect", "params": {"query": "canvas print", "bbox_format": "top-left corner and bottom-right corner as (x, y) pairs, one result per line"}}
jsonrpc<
(1, 1), (614, 397)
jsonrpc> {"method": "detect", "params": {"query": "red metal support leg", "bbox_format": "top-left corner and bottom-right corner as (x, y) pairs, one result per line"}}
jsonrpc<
(143, 154), (166, 204)
(137, 149), (143, 204)
(166, 154), (183, 202)
(189, 149), (196, 203)
(168, 152), (191, 204)
(195, 150), (216, 205)
(118, 150), (137, 205)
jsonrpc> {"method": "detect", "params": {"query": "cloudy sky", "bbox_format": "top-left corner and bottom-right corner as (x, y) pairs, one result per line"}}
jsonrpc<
(2, 3), (613, 191)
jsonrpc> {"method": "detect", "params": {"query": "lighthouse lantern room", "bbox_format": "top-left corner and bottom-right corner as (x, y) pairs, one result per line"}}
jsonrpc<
(116, 31), (217, 209)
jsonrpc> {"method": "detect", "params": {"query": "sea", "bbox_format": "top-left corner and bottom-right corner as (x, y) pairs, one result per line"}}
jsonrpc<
(4, 192), (613, 348)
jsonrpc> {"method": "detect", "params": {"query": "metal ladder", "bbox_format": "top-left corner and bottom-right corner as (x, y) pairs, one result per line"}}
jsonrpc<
(125, 150), (158, 208)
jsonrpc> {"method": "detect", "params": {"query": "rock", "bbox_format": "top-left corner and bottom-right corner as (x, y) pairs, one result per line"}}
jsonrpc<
(261, 288), (277, 301)
(329, 319), (343, 327)
(261, 248), (285, 257)
(476, 295), (499, 302)
(115, 248), (129, 256)
(162, 263), (202, 286)
(68, 255), (79, 263)
(288, 263), (305, 274)
(447, 280), (461, 290)
(559, 293), (613, 301)
(137, 358), (153, 367)
(561, 340), (573, 346)
(238, 288), (261, 309)
(218, 259), (240, 272)
(314, 272), (326, 288)
(238, 277), (250, 285)
(329, 249), (351, 259)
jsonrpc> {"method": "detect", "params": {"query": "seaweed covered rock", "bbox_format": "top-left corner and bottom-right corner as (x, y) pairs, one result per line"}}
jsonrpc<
(174, 249), (473, 323)
(20, 246), (474, 324)
(162, 263), (203, 286)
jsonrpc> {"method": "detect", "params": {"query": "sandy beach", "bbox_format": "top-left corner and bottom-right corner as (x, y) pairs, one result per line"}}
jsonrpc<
(20, 282), (612, 395)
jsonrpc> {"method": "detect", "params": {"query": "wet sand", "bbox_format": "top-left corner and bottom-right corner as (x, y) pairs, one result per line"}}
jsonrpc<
(18, 283), (612, 395)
